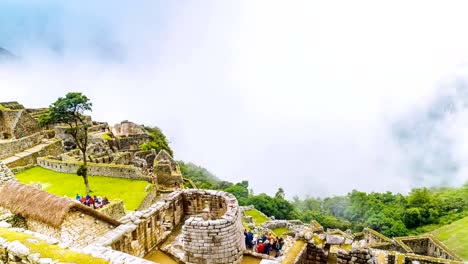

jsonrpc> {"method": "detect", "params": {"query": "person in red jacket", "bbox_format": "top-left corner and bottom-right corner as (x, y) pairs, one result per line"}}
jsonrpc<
(257, 241), (264, 254)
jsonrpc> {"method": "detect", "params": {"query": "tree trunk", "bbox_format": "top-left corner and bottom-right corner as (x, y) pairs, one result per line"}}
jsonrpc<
(82, 148), (91, 193)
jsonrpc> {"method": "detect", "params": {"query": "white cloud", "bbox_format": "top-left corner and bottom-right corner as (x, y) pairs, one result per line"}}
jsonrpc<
(1, 1), (468, 197)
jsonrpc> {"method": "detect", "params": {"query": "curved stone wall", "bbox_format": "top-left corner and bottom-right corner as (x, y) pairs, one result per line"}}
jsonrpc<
(182, 190), (245, 264)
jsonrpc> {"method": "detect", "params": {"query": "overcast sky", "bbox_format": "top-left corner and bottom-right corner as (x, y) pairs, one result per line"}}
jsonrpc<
(2, 1), (468, 198)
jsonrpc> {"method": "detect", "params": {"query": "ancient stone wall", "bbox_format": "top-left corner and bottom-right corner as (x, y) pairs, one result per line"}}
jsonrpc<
(0, 162), (16, 186)
(94, 190), (245, 264)
(183, 190), (228, 219)
(26, 211), (115, 249)
(61, 210), (115, 248)
(362, 228), (391, 245)
(0, 132), (43, 159)
(117, 134), (151, 151)
(27, 219), (61, 240)
(99, 200), (127, 220)
(398, 237), (455, 260)
(37, 157), (149, 180)
(97, 191), (185, 257)
(5, 140), (62, 169)
(182, 190), (245, 264)
(11, 110), (41, 137)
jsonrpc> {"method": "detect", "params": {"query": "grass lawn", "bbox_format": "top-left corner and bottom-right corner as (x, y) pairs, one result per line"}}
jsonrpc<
(0, 227), (108, 264)
(272, 227), (290, 237)
(430, 216), (468, 261)
(16, 167), (149, 211)
(244, 209), (270, 226)
(281, 240), (306, 264)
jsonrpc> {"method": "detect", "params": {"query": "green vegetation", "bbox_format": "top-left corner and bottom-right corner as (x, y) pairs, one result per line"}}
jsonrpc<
(0, 227), (108, 264)
(140, 126), (173, 156)
(16, 167), (148, 211)
(179, 161), (232, 190)
(431, 216), (468, 260)
(245, 209), (269, 226)
(180, 161), (468, 241)
(272, 227), (290, 237)
(38, 92), (93, 192)
(0, 104), (10, 111)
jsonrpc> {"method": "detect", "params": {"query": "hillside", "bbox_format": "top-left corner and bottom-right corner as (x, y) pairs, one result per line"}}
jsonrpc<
(431, 216), (468, 260)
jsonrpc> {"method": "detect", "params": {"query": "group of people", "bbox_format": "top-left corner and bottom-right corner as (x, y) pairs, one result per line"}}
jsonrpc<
(76, 194), (109, 209)
(244, 230), (284, 257)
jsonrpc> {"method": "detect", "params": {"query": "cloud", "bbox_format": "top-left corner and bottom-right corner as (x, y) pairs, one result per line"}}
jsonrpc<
(1, 1), (468, 198)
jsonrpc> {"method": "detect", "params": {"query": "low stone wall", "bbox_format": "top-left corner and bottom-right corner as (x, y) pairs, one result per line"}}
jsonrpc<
(5, 140), (62, 169)
(37, 157), (149, 181)
(99, 200), (127, 220)
(0, 132), (42, 159)
(0, 225), (156, 264)
(294, 243), (377, 264)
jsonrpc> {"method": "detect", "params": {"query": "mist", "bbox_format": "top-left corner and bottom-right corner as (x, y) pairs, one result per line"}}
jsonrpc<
(2, 1), (468, 198)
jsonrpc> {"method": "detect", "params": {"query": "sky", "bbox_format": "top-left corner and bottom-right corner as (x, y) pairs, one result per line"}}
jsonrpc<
(2, 1), (468, 198)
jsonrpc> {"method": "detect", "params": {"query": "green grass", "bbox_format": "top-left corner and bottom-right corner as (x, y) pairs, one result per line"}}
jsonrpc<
(281, 240), (305, 264)
(244, 209), (269, 226)
(272, 227), (290, 237)
(16, 167), (148, 211)
(430, 216), (468, 261)
(0, 227), (108, 264)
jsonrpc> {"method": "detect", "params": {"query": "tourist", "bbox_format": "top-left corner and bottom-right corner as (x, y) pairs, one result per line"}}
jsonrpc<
(252, 236), (258, 252)
(264, 240), (271, 255)
(102, 196), (109, 205)
(246, 230), (254, 248)
(257, 241), (264, 254)
(76, 194), (81, 201)
(81, 196), (86, 204)
(89, 196), (95, 208)
(261, 233), (267, 243)
(275, 238), (283, 257)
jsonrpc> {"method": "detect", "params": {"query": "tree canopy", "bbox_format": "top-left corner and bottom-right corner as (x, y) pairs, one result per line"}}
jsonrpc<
(39, 92), (93, 193)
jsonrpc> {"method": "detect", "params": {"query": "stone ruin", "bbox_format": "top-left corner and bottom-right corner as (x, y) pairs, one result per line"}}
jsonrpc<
(0, 101), (464, 264)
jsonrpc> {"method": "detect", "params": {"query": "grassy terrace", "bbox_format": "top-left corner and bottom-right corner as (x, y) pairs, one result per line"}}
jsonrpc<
(16, 167), (148, 211)
(431, 216), (468, 261)
(281, 240), (306, 264)
(244, 209), (270, 227)
(272, 227), (290, 237)
(0, 227), (108, 264)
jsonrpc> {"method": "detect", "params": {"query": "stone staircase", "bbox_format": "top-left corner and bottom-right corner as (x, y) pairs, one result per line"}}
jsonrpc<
(9, 110), (23, 134)
(0, 161), (16, 185)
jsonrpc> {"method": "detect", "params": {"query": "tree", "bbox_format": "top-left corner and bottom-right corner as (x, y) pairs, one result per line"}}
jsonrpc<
(39, 92), (93, 193)
(275, 188), (285, 199)
(140, 126), (173, 156)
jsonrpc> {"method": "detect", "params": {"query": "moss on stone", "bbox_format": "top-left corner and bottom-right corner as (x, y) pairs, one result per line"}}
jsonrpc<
(0, 227), (108, 264)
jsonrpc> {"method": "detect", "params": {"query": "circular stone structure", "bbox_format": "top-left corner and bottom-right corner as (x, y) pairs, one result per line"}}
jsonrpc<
(182, 190), (245, 264)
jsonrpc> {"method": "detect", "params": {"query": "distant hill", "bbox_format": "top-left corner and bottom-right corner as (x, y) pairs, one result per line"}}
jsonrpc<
(431, 216), (468, 260)
(0, 47), (15, 61)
